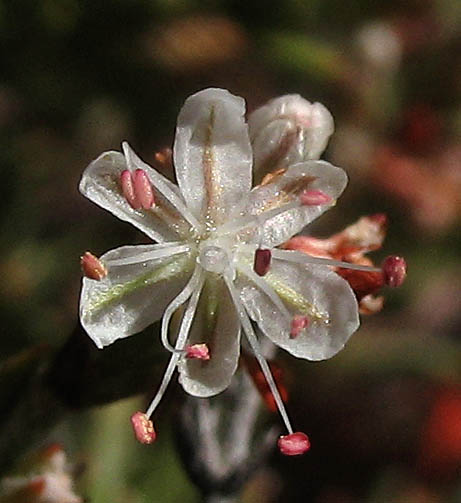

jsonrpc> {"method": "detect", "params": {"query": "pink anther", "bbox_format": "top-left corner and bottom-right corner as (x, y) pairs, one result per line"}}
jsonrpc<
(290, 315), (309, 338)
(81, 251), (107, 281)
(300, 189), (332, 206)
(134, 169), (155, 209)
(130, 411), (156, 445)
(278, 432), (311, 456)
(120, 170), (140, 209)
(185, 343), (210, 361)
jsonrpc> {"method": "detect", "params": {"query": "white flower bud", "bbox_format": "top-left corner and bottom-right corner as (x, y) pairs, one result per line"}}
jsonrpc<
(248, 95), (334, 176)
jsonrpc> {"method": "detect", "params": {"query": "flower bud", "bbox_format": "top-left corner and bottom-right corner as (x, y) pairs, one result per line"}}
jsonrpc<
(278, 432), (311, 456)
(248, 95), (334, 176)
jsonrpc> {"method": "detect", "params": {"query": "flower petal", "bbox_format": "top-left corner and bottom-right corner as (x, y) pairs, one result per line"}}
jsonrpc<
(244, 160), (348, 247)
(173, 88), (252, 224)
(80, 149), (192, 243)
(248, 95), (334, 176)
(80, 244), (193, 348)
(178, 275), (241, 397)
(236, 257), (359, 360)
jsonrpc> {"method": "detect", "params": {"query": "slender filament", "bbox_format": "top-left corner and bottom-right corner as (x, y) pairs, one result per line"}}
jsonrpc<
(224, 273), (294, 434)
(272, 248), (382, 272)
(105, 244), (190, 267)
(160, 265), (204, 353)
(146, 266), (204, 418)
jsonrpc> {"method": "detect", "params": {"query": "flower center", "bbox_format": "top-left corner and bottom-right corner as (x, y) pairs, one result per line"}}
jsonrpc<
(198, 244), (230, 274)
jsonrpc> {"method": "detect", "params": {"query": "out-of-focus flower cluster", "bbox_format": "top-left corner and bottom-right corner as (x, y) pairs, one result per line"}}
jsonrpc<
(0, 445), (81, 503)
(283, 214), (391, 315)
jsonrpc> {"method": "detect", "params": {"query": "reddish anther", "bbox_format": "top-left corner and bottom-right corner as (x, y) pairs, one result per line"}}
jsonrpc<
(290, 315), (309, 338)
(185, 343), (210, 361)
(81, 251), (107, 281)
(121, 170), (140, 209)
(134, 169), (155, 209)
(300, 189), (332, 206)
(254, 248), (272, 276)
(382, 255), (407, 287)
(278, 432), (311, 456)
(130, 412), (156, 445)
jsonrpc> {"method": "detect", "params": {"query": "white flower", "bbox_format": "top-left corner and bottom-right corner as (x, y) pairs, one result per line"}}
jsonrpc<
(79, 88), (378, 445)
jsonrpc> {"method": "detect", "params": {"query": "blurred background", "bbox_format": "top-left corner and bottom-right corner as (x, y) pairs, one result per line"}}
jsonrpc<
(0, 0), (460, 502)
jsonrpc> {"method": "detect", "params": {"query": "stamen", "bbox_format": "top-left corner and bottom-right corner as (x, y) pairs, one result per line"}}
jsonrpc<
(185, 343), (210, 360)
(104, 243), (190, 267)
(300, 189), (332, 206)
(272, 248), (382, 273)
(290, 315), (309, 338)
(130, 411), (156, 444)
(134, 169), (155, 209)
(145, 267), (204, 418)
(224, 273), (295, 435)
(122, 142), (203, 232)
(120, 170), (140, 209)
(219, 189), (332, 240)
(382, 255), (407, 287)
(278, 432), (311, 456)
(160, 265), (204, 353)
(81, 251), (107, 280)
(254, 248), (272, 276)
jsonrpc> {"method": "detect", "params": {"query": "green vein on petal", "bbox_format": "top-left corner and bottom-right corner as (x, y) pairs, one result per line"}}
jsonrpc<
(264, 271), (327, 321)
(87, 254), (194, 314)
(202, 273), (221, 335)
